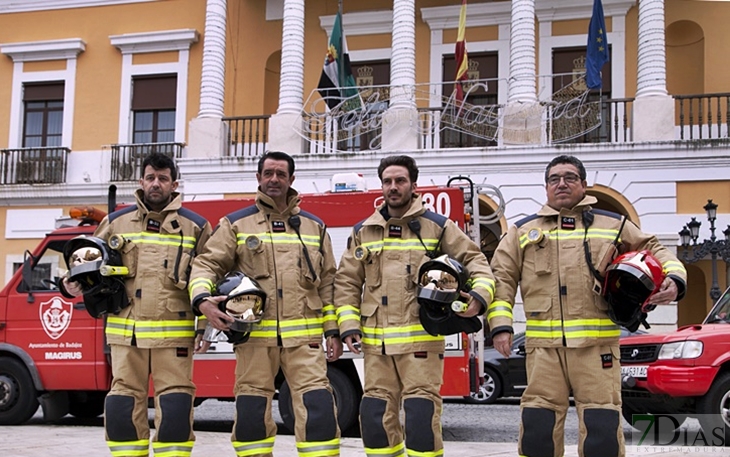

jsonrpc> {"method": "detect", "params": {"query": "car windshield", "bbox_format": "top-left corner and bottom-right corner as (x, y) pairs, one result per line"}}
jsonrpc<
(704, 288), (730, 324)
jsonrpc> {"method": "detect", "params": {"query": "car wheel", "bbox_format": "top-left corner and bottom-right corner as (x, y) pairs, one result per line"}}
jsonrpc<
(69, 392), (106, 419)
(465, 367), (501, 404)
(697, 371), (730, 444)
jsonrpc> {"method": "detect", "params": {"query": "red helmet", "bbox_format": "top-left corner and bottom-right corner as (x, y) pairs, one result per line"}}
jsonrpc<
(603, 250), (665, 332)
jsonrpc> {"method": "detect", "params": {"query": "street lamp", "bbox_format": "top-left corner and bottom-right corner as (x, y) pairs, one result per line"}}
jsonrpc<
(678, 199), (730, 301)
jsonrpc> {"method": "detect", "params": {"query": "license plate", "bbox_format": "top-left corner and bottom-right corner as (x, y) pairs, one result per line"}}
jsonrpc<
(621, 365), (648, 378)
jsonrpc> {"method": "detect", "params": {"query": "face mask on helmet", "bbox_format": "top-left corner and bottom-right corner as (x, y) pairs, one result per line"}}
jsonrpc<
(416, 254), (481, 336)
(62, 235), (129, 318)
(215, 272), (267, 335)
(603, 250), (665, 331)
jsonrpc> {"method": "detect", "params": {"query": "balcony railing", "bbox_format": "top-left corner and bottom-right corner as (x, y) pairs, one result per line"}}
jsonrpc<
(110, 142), (184, 182)
(675, 92), (730, 140)
(223, 115), (270, 157)
(0, 147), (69, 185)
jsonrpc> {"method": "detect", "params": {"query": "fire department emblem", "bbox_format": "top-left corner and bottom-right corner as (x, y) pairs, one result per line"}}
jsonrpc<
(39, 297), (73, 340)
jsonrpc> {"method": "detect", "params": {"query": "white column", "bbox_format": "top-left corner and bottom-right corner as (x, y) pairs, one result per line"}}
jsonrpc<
(636, 0), (667, 98)
(633, 0), (674, 141)
(382, 0), (419, 151)
(268, 0), (305, 154)
(503, 0), (540, 145)
(188, 0), (228, 158)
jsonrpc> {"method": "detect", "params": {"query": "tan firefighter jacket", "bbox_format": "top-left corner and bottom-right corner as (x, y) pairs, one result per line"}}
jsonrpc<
(491, 195), (687, 349)
(335, 195), (509, 355)
(97, 189), (212, 348)
(188, 189), (338, 347)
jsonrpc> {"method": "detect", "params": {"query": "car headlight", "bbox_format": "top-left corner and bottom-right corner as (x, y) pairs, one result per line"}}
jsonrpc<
(657, 341), (703, 359)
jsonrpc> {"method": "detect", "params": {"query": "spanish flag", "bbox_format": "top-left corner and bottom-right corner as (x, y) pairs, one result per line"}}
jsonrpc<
(454, 0), (468, 104)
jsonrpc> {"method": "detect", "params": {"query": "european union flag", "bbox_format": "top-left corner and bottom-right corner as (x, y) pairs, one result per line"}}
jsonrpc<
(586, 0), (609, 90)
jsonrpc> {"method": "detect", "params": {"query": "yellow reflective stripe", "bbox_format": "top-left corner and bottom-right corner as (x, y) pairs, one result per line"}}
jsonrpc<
(106, 316), (134, 337)
(519, 228), (620, 248)
(152, 441), (193, 457)
(188, 277), (215, 298)
(470, 277), (496, 297)
(362, 325), (443, 345)
(526, 318), (620, 339)
(296, 438), (341, 457)
(119, 232), (196, 249)
(487, 300), (514, 320)
(407, 448), (444, 457)
(135, 320), (196, 339)
(108, 439), (150, 457)
(249, 319), (278, 339)
(336, 305), (361, 325)
(279, 317), (324, 339)
(364, 441), (406, 457)
(361, 238), (439, 252)
(233, 436), (276, 457)
(662, 260), (687, 275)
(236, 232), (321, 248)
(322, 304), (337, 324)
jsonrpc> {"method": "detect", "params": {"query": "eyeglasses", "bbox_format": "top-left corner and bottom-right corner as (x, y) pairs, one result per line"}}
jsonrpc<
(547, 173), (581, 186)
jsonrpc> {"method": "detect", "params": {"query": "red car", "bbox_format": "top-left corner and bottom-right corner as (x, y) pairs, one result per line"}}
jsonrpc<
(620, 287), (730, 442)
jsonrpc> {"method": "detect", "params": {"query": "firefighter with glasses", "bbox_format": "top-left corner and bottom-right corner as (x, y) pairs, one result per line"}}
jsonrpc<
(490, 154), (687, 457)
(62, 152), (212, 457)
(335, 155), (513, 457)
(189, 151), (342, 457)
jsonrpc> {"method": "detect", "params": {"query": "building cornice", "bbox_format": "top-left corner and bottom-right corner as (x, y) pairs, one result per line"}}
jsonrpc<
(110, 29), (198, 54)
(0, 38), (85, 62)
(320, 10), (393, 37)
(535, 0), (634, 22)
(0, 0), (155, 14)
(421, 2), (512, 30)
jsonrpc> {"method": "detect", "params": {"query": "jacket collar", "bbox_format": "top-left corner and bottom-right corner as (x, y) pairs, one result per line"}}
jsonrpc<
(133, 188), (182, 219)
(537, 194), (598, 217)
(256, 188), (301, 217)
(364, 193), (425, 227)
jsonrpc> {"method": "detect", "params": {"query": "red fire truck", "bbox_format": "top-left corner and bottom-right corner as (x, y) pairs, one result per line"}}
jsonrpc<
(0, 182), (490, 432)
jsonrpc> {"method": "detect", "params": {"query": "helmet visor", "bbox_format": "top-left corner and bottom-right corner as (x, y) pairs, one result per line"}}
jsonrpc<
(225, 294), (264, 322)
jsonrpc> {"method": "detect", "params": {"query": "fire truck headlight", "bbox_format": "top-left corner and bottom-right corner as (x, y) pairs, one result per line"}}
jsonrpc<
(657, 341), (703, 360)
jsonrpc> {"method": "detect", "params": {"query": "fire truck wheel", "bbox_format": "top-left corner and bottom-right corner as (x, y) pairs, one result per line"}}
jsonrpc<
(69, 392), (106, 419)
(466, 367), (501, 404)
(0, 357), (39, 425)
(278, 367), (359, 434)
(697, 371), (730, 443)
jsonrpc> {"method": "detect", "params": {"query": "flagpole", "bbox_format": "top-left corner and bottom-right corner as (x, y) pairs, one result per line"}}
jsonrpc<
(338, 0), (344, 94)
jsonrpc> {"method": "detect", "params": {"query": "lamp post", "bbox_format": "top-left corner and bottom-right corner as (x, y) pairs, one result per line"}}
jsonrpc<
(678, 199), (730, 301)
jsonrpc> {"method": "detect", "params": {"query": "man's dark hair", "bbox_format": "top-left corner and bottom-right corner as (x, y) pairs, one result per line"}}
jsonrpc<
(377, 155), (419, 183)
(545, 155), (586, 183)
(258, 151), (295, 176)
(141, 152), (178, 181)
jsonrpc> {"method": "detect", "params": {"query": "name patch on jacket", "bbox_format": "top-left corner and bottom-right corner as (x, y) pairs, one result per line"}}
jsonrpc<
(601, 353), (613, 369)
(146, 219), (161, 233)
(272, 220), (286, 232)
(389, 225), (402, 238)
(561, 216), (576, 230)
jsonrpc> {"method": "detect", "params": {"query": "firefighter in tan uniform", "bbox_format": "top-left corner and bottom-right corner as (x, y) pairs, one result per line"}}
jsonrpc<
(335, 155), (513, 457)
(63, 153), (212, 457)
(189, 151), (342, 457)
(490, 155), (687, 457)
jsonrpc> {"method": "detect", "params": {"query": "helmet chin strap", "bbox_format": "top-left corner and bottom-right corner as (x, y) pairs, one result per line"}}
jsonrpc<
(582, 210), (627, 286)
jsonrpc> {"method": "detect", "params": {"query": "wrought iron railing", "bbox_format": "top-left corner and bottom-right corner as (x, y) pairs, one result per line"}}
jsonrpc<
(675, 92), (730, 140)
(0, 147), (69, 185)
(110, 142), (184, 182)
(223, 115), (270, 157)
(418, 107), (499, 149)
